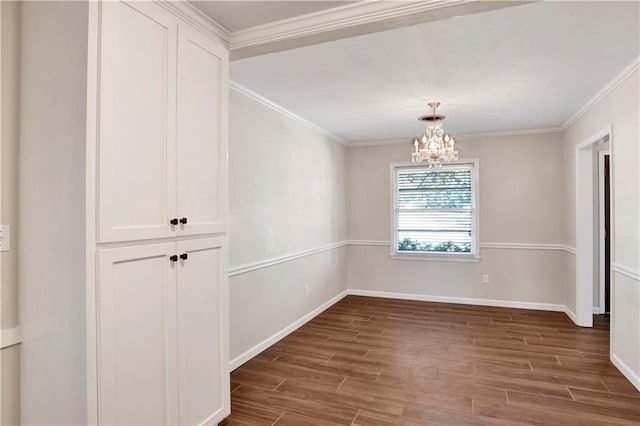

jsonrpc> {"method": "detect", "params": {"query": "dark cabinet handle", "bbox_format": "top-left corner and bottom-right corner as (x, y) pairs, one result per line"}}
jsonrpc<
(180, 217), (188, 225)
(170, 255), (178, 262)
(170, 218), (179, 226)
(180, 253), (188, 261)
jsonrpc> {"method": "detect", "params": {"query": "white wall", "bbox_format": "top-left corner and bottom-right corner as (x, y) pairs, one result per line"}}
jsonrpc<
(1, 1), (21, 424)
(346, 133), (568, 307)
(563, 69), (640, 388)
(19, 2), (88, 423)
(228, 88), (348, 364)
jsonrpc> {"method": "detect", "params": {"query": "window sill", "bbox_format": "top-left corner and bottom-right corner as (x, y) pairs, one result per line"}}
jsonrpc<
(389, 253), (481, 263)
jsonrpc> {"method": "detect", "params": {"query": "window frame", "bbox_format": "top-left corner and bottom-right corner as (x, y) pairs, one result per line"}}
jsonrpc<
(389, 159), (480, 262)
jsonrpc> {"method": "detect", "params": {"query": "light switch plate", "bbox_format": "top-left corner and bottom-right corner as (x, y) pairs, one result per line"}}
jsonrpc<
(0, 225), (10, 252)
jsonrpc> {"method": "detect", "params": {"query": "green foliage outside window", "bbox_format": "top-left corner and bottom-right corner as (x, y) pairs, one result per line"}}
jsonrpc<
(398, 238), (471, 253)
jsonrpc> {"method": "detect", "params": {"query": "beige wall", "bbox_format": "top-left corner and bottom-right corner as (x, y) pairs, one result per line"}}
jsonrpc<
(562, 70), (640, 386)
(1, 1), (21, 425)
(228, 89), (348, 361)
(346, 133), (568, 305)
(19, 2), (89, 422)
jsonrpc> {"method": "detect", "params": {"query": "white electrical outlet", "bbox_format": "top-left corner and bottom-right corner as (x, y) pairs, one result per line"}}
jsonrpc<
(482, 274), (490, 284)
(305, 285), (309, 296)
(0, 225), (10, 252)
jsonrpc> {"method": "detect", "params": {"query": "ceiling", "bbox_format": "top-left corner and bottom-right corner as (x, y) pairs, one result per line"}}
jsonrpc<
(229, 1), (640, 143)
(191, 1), (354, 33)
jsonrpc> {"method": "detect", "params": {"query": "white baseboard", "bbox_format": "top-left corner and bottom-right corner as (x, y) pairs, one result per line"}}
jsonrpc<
(592, 307), (603, 314)
(229, 290), (348, 371)
(564, 306), (578, 324)
(611, 352), (640, 392)
(228, 289), (585, 372)
(347, 289), (566, 312)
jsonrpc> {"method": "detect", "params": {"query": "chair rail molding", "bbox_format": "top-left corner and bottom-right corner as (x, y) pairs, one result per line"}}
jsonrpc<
(612, 263), (640, 281)
(229, 241), (348, 277)
(0, 326), (21, 349)
(229, 240), (576, 278)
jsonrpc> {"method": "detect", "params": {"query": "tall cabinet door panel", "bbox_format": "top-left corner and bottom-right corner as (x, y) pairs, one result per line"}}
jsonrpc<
(176, 237), (229, 425)
(98, 0), (177, 242)
(176, 25), (228, 236)
(97, 243), (179, 425)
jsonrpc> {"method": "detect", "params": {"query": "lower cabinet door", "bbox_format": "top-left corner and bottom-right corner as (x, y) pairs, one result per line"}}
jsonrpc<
(176, 237), (230, 425)
(97, 243), (179, 425)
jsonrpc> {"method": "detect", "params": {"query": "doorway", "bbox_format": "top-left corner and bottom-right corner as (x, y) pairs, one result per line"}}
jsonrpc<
(598, 151), (611, 315)
(575, 125), (611, 327)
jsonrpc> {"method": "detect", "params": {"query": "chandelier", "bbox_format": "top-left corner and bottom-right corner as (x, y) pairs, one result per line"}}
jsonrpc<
(410, 101), (458, 168)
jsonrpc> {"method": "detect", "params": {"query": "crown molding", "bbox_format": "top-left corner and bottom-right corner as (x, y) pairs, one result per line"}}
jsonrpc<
(456, 127), (563, 139)
(157, 0), (230, 47)
(229, 0), (474, 51)
(561, 56), (640, 131)
(346, 127), (565, 148)
(229, 80), (348, 146)
(347, 139), (410, 148)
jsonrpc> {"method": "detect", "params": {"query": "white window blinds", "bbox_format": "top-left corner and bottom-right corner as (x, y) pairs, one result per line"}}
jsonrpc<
(394, 164), (475, 254)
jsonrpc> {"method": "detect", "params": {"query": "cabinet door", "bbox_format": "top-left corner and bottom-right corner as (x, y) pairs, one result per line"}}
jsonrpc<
(97, 242), (179, 425)
(176, 25), (228, 237)
(176, 237), (229, 425)
(98, 0), (177, 242)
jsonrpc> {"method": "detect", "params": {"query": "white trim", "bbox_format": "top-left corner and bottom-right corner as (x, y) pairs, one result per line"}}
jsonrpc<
(229, 81), (348, 146)
(345, 240), (389, 246)
(592, 307), (601, 315)
(229, 0), (471, 51)
(612, 263), (640, 282)
(155, 0), (230, 47)
(228, 288), (582, 371)
(480, 243), (567, 251)
(389, 253), (480, 263)
(0, 327), (21, 349)
(562, 56), (640, 130)
(389, 160), (480, 261)
(348, 139), (412, 148)
(563, 245), (577, 255)
(228, 240), (578, 278)
(229, 241), (348, 277)
(85, 3), (99, 422)
(229, 290), (349, 370)
(0, 2), (3, 419)
(611, 353), (640, 392)
(346, 128), (565, 148)
(564, 306), (578, 324)
(598, 150), (610, 314)
(456, 127), (563, 139)
(347, 289), (566, 312)
(574, 125), (612, 327)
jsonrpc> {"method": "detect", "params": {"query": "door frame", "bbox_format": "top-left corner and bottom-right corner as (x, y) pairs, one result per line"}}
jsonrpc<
(0, 2), (4, 421)
(575, 125), (612, 327)
(598, 150), (610, 315)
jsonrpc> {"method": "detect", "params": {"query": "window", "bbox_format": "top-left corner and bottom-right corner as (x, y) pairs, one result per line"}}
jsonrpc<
(391, 161), (479, 261)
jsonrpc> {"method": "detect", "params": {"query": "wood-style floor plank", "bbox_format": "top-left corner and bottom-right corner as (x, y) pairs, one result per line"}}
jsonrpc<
(221, 296), (640, 425)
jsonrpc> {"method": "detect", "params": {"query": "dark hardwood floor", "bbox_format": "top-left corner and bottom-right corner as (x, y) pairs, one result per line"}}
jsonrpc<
(221, 296), (640, 425)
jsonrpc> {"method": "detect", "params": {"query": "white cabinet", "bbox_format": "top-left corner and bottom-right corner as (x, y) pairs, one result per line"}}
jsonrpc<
(97, 238), (229, 426)
(176, 238), (229, 425)
(97, 243), (179, 426)
(177, 26), (228, 237)
(97, 0), (228, 243)
(93, 1), (230, 424)
(98, 1), (178, 242)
